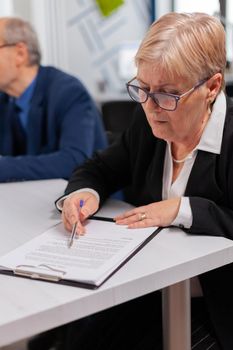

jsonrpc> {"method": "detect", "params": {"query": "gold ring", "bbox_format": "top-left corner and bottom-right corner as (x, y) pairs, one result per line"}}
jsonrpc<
(139, 213), (146, 221)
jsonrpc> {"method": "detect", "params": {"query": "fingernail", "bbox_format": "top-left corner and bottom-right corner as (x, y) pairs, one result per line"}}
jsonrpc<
(81, 208), (91, 217)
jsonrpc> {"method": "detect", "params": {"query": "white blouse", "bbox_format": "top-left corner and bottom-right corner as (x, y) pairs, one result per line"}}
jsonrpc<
(166, 91), (226, 228)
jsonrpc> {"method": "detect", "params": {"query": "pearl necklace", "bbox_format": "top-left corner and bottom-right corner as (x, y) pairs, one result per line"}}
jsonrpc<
(172, 153), (193, 164)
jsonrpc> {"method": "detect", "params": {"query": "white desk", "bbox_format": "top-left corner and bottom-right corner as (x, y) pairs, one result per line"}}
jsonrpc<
(1, 180), (233, 350)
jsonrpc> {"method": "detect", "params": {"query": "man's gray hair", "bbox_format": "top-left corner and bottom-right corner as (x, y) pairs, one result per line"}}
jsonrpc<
(3, 17), (41, 66)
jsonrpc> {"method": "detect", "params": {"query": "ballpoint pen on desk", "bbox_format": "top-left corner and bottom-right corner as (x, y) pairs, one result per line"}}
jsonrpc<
(68, 199), (84, 248)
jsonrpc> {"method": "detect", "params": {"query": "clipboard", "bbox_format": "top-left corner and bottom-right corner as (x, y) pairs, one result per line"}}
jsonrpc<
(0, 219), (162, 290)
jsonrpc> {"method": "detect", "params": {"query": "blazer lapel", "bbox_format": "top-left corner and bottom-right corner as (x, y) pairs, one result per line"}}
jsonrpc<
(185, 150), (223, 202)
(27, 103), (44, 153)
(27, 67), (46, 153)
(0, 98), (16, 155)
(145, 139), (166, 202)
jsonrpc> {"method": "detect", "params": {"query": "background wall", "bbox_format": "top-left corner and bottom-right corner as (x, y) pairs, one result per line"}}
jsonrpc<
(62, 0), (152, 99)
(29, 0), (152, 101)
(1, 0), (232, 100)
(67, 0), (151, 98)
(0, 0), (13, 16)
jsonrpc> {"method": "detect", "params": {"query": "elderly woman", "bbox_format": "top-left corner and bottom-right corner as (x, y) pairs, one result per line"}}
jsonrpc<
(62, 13), (230, 238)
(30, 12), (233, 350)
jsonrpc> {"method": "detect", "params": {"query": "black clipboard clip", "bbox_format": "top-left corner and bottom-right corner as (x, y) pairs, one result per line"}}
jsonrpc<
(13, 264), (66, 282)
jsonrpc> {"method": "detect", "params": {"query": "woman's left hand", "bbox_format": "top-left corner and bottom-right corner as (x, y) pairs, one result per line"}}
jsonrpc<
(114, 198), (181, 228)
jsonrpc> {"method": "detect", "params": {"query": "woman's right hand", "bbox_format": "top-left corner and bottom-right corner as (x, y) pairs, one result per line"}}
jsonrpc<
(62, 191), (99, 234)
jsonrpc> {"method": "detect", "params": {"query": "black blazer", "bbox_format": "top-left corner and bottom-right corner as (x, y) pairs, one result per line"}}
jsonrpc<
(66, 98), (233, 237)
(65, 98), (233, 349)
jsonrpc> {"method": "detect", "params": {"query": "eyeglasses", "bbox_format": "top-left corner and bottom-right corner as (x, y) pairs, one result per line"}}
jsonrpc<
(126, 77), (209, 111)
(0, 43), (17, 49)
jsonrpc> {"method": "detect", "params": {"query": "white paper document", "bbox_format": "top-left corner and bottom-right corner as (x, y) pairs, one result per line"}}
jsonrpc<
(0, 220), (158, 288)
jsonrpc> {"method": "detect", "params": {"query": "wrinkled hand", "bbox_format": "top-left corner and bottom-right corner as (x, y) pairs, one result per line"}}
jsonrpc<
(62, 191), (99, 234)
(115, 198), (181, 228)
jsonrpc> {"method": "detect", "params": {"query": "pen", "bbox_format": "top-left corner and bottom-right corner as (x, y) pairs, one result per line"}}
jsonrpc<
(89, 216), (114, 223)
(68, 199), (84, 248)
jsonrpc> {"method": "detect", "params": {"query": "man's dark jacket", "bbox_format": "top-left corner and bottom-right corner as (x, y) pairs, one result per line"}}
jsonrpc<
(0, 66), (107, 181)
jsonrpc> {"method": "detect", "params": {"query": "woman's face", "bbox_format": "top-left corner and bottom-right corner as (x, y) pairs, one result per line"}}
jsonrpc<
(137, 63), (210, 144)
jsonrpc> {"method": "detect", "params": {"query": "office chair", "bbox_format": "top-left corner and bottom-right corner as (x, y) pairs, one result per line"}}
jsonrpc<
(101, 100), (137, 204)
(101, 100), (137, 144)
(226, 82), (233, 97)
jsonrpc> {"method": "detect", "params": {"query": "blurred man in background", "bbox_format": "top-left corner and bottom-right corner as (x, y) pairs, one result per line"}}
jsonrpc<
(0, 17), (107, 181)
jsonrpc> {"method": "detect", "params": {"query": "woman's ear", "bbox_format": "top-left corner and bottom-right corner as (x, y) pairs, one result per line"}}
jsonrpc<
(206, 73), (222, 102)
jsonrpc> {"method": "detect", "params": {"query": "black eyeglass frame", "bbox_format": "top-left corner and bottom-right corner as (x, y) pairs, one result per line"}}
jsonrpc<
(126, 77), (209, 111)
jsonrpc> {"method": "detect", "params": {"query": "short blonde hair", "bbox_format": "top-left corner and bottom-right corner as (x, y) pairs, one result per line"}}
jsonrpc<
(135, 12), (226, 89)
